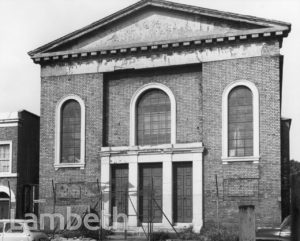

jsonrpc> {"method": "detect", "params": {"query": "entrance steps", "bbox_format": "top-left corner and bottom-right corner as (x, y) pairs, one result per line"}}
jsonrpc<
(106, 226), (183, 240)
(106, 229), (148, 240)
(106, 234), (147, 240)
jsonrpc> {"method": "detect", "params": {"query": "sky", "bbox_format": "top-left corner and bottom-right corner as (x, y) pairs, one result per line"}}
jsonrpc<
(0, 0), (299, 160)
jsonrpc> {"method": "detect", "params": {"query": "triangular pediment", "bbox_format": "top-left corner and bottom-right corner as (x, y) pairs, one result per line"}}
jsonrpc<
(29, 0), (290, 58)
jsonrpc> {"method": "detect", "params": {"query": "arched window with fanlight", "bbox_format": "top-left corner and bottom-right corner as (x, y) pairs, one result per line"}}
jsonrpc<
(222, 80), (259, 163)
(130, 83), (176, 146)
(136, 89), (171, 145)
(55, 95), (85, 169)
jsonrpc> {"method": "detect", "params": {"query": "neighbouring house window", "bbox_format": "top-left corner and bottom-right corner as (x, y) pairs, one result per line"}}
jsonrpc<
(137, 89), (171, 145)
(228, 86), (253, 157)
(0, 144), (10, 173)
(60, 100), (81, 163)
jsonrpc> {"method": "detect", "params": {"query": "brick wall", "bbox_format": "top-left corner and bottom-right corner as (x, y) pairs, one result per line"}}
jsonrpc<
(202, 55), (282, 227)
(18, 111), (40, 185)
(39, 46), (283, 228)
(281, 118), (291, 220)
(39, 73), (104, 215)
(39, 64), (203, 221)
(17, 111), (40, 217)
(103, 64), (202, 146)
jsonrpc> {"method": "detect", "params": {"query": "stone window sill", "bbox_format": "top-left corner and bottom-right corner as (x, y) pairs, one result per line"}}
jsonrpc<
(0, 173), (18, 177)
(54, 163), (85, 170)
(222, 156), (260, 164)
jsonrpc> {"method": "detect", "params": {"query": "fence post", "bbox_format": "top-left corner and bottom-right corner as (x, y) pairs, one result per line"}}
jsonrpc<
(51, 180), (56, 239)
(215, 174), (220, 232)
(96, 179), (102, 241)
(239, 205), (256, 241)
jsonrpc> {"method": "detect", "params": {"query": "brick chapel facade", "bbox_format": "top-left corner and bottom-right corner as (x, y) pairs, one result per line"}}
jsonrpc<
(29, 0), (291, 231)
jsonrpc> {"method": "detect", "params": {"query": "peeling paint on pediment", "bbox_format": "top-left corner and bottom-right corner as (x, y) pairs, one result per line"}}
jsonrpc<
(41, 40), (279, 77)
(52, 8), (263, 53)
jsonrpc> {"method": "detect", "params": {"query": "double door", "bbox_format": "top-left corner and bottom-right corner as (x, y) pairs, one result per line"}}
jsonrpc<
(110, 162), (193, 224)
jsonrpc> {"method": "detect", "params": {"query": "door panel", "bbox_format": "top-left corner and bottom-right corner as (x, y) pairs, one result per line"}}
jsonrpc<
(0, 200), (9, 219)
(173, 162), (193, 223)
(111, 164), (128, 221)
(139, 163), (162, 223)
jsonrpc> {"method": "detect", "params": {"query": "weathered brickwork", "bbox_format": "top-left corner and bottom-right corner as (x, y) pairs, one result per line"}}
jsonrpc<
(103, 65), (202, 146)
(17, 111), (40, 217)
(39, 73), (104, 215)
(39, 65), (203, 214)
(39, 55), (284, 228)
(281, 119), (291, 220)
(202, 56), (282, 227)
(27, 0), (293, 232)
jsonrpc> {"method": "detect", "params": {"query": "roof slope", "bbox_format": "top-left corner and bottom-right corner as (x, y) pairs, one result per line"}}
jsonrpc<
(28, 0), (291, 59)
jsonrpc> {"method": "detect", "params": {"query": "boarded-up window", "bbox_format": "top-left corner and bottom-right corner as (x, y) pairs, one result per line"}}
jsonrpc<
(0, 144), (10, 173)
(60, 100), (81, 163)
(228, 86), (253, 157)
(137, 89), (171, 145)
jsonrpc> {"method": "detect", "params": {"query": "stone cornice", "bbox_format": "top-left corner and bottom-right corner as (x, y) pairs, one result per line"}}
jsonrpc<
(32, 29), (286, 64)
(28, 0), (291, 60)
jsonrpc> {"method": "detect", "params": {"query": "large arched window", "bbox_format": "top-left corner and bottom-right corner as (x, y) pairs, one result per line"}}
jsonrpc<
(222, 80), (259, 163)
(130, 83), (176, 146)
(136, 89), (171, 145)
(228, 86), (253, 157)
(55, 95), (85, 169)
(60, 100), (81, 163)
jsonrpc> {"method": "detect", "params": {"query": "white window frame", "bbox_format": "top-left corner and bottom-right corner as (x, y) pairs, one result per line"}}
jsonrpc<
(55, 95), (86, 170)
(0, 141), (16, 177)
(222, 80), (260, 164)
(130, 83), (176, 146)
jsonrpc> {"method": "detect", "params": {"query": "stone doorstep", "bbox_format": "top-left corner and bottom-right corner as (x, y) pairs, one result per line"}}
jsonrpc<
(106, 238), (197, 241)
(165, 240), (199, 241)
(50, 237), (197, 241)
(107, 231), (147, 237)
(51, 235), (197, 241)
(106, 236), (147, 240)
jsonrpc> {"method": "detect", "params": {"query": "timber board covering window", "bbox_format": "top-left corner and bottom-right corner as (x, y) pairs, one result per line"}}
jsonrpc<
(137, 89), (171, 145)
(228, 86), (253, 157)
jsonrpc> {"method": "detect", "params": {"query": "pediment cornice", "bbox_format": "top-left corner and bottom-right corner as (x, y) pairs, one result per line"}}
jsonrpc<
(28, 0), (290, 64)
